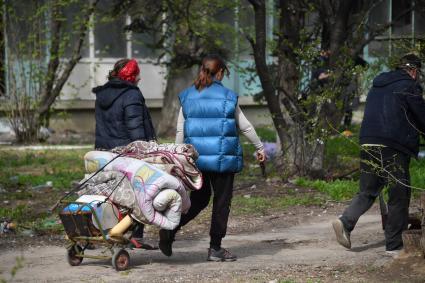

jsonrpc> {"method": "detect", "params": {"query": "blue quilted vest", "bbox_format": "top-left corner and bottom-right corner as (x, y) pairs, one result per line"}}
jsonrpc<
(179, 81), (243, 173)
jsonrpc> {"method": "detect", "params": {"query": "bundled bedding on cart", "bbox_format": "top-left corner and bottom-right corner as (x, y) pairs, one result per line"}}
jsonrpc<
(80, 141), (202, 231)
(111, 141), (202, 191)
(77, 170), (183, 230)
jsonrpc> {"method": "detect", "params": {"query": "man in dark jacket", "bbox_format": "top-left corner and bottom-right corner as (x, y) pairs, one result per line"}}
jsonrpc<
(93, 59), (156, 249)
(332, 54), (424, 254)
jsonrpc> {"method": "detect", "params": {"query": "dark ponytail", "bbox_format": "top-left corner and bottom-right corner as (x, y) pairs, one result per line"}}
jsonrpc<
(108, 58), (130, 81)
(194, 54), (230, 91)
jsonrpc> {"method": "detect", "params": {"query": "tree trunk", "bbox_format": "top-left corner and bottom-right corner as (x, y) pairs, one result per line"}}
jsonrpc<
(275, 121), (326, 178)
(156, 65), (198, 138)
(37, 0), (98, 125)
(277, 0), (327, 177)
(249, 0), (326, 178)
(248, 0), (288, 147)
(285, 127), (325, 177)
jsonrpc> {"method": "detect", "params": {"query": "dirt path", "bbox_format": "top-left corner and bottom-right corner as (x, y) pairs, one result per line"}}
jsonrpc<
(2, 210), (424, 283)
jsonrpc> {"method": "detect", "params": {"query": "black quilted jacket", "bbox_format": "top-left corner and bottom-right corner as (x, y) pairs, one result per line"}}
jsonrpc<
(93, 79), (156, 150)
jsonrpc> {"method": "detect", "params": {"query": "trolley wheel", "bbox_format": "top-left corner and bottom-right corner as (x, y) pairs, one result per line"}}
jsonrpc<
(67, 245), (83, 266)
(112, 249), (130, 271)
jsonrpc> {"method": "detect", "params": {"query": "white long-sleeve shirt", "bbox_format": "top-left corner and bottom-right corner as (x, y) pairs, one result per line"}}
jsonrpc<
(175, 103), (264, 151)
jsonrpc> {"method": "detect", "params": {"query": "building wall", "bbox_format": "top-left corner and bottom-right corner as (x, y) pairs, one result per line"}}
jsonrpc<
(60, 59), (167, 101)
(2, 0), (423, 141)
(47, 98), (274, 136)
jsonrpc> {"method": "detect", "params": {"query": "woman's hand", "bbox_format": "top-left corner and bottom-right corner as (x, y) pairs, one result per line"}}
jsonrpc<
(256, 149), (266, 163)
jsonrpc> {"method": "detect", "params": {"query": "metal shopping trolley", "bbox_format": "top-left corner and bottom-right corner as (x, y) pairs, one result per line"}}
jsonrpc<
(58, 196), (133, 271)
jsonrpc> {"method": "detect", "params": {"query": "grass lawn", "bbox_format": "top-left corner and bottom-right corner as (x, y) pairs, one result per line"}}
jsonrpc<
(0, 148), (88, 189)
(0, 148), (88, 233)
(297, 127), (425, 201)
(1, 126), (424, 234)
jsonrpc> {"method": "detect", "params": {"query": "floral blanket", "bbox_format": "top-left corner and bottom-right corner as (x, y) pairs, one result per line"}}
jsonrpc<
(83, 152), (188, 230)
(111, 141), (202, 191)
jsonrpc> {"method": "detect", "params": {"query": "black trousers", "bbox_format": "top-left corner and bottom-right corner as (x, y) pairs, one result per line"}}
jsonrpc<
(173, 171), (235, 249)
(131, 223), (144, 238)
(340, 146), (411, 251)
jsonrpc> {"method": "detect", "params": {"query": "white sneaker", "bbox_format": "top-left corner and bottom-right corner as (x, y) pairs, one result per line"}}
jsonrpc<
(385, 249), (402, 258)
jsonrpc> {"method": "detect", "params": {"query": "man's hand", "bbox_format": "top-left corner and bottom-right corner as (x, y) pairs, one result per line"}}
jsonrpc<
(318, 72), (330, 80)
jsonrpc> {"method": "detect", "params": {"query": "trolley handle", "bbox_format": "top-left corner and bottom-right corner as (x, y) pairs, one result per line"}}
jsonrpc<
(49, 152), (125, 212)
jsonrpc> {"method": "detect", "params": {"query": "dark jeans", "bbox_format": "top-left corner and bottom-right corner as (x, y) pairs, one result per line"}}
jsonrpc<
(340, 146), (411, 251)
(131, 223), (144, 238)
(173, 171), (235, 249)
(343, 110), (353, 128)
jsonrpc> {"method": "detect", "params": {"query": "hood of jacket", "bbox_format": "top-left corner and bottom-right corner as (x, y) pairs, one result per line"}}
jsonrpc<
(372, 69), (415, 88)
(92, 79), (138, 109)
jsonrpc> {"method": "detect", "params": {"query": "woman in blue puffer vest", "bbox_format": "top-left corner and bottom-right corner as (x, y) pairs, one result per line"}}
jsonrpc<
(159, 54), (266, 262)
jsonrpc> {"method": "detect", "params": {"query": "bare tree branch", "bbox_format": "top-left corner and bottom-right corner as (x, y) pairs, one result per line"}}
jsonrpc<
(39, 2), (62, 112)
(38, 0), (99, 118)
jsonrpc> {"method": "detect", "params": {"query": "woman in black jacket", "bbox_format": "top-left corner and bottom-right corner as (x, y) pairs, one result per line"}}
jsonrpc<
(92, 59), (156, 248)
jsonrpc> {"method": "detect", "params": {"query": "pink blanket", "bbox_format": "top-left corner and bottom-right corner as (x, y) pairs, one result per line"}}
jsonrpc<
(84, 151), (190, 230)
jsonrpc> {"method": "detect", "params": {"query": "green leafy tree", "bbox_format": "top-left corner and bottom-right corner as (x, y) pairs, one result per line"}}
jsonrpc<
(247, 0), (418, 177)
(113, 0), (423, 178)
(2, 0), (98, 143)
(114, 0), (237, 137)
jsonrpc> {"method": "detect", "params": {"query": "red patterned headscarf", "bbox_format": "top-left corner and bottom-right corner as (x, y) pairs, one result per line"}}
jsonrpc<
(118, 59), (140, 83)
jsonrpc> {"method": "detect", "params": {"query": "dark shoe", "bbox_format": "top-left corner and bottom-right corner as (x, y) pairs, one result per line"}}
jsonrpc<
(332, 219), (351, 249)
(207, 248), (237, 262)
(129, 238), (158, 250)
(159, 229), (174, 256)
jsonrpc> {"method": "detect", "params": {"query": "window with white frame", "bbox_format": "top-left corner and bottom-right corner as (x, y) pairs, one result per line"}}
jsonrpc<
(91, 1), (157, 59)
(367, 0), (425, 58)
(94, 16), (127, 58)
(63, 1), (90, 58)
